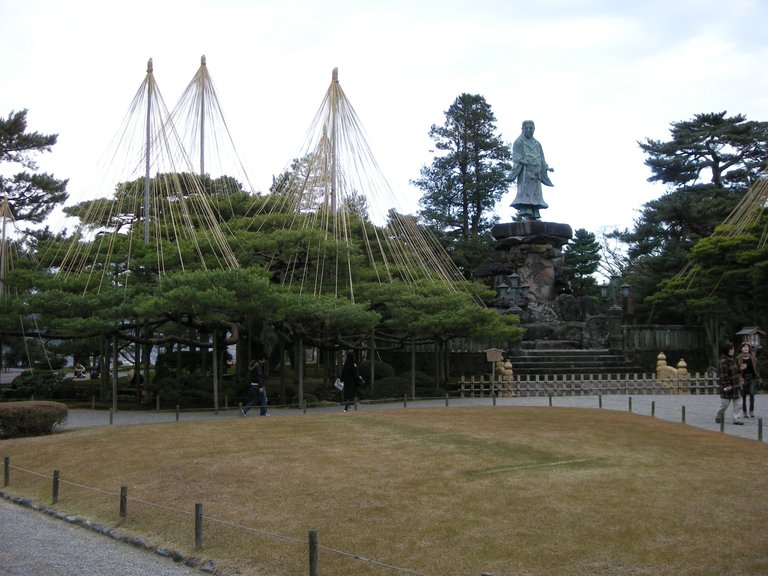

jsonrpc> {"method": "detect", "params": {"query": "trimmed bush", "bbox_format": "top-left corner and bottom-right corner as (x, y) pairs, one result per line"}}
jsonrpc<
(1, 370), (70, 400)
(400, 370), (436, 389)
(358, 359), (395, 379)
(368, 376), (410, 399)
(302, 393), (320, 407)
(0, 401), (68, 438)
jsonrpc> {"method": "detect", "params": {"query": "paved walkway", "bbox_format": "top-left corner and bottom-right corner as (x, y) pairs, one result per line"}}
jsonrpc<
(2, 393), (764, 575)
(59, 392), (767, 443)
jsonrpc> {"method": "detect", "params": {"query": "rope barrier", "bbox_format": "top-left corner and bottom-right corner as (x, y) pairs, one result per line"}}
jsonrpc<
(4, 463), (430, 575)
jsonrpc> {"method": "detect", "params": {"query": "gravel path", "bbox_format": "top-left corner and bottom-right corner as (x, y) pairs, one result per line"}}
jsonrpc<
(0, 498), (200, 576)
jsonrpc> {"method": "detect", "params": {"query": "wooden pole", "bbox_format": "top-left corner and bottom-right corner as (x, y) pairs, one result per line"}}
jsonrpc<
(199, 56), (206, 176)
(52, 470), (60, 504)
(120, 486), (128, 520)
(308, 529), (318, 576)
(195, 503), (203, 550)
(144, 58), (152, 244)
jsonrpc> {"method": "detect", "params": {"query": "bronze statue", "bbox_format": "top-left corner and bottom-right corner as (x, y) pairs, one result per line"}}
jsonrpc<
(508, 120), (554, 221)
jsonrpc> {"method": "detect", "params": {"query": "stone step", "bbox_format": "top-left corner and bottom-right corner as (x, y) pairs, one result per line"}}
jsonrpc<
(507, 348), (644, 375)
(513, 348), (617, 356)
(512, 353), (630, 362)
(510, 366), (643, 376)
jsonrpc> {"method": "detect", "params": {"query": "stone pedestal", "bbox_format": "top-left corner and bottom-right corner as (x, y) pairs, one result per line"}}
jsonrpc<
(474, 221), (573, 323)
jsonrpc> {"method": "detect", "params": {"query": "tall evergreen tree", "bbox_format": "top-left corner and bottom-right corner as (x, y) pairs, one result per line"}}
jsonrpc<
(412, 94), (511, 278)
(413, 94), (511, 241)
(563, 228), (601, 298)
(0, 109), (69, 232)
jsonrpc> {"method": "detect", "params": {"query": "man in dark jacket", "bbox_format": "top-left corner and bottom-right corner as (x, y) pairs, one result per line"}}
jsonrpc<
(241, 357), (267, 416)
(716, 342), (744, 425)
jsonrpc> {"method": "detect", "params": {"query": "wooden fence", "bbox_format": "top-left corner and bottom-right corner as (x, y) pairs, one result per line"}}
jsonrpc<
(459, 371), (717, 398)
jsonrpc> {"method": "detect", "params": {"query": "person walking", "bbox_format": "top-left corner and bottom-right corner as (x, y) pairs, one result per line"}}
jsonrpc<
(716, 342), (744, 425)
(241, 357), (268, 416)
(738, 342), (761, 418)
(341, 353), (360, 412)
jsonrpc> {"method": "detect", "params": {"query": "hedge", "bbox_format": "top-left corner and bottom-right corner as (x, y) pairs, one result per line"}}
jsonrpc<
(0, 401), (68, 438)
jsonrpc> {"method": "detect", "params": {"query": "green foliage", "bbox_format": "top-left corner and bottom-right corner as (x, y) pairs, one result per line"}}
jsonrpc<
(649, 217), (768, 355)
(403, 370), (435, 388)
(639, 112), (768, 189)
(0, 109), (68, 230)
(1, 266), (149, 352)
(414, 94), (510, 243)
(612, 111), (768, 324)
(563, 228), (601, 298)
(138, 267), (278, 323)
(1, 141), (515, 376)
(358, 359), (395, 379)
(1, 370), (71, 399)
(154, 350), (208, 380)
(368, 375), (409, 399)
(148, 369), (214, 409)
(365, 372), (447, 399)
(68, 172), (248, 222)
(0, 401), (68, 438)
(450, 233), (495, 280)
(357, 280), (522, 344)
(278, 291), (381, 347)
(301, 393), (320, 407)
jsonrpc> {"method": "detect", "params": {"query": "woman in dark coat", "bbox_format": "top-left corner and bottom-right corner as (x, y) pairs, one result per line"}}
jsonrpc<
(341, 353), (360, 412)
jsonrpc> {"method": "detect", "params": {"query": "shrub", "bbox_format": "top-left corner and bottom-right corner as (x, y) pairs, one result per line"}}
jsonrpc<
(311, 382), (338, 402)
(148, 374), (212, 408)
(367, 376), (410, 400)
(416, 387), (449, 398)
(399, 370), (435, 389)
(0, 401), (68, 438)
(358, 359), (395, 380)
(32, 356), (68, 370)
(1, 370), (79, 400)
(302, 393), (320, 407)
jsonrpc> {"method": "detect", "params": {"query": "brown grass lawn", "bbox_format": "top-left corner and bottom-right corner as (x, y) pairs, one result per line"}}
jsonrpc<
(2, 406), (767, 576)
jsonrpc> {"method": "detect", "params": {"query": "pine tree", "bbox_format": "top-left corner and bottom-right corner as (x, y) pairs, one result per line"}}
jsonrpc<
(611, 111), (768, 323)
(0, 109), (68, 231)
(413, 94), (511, 241)
(412, 94), (511, 277)
(563, 228), (601, 298)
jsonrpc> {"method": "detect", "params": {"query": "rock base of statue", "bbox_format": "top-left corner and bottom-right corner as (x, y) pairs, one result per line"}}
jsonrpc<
(474, 222), (635, 356)
(474, 221), (576, 324)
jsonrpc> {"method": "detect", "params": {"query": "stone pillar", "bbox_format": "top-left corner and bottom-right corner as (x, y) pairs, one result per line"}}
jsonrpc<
(607, 306), (623, 352)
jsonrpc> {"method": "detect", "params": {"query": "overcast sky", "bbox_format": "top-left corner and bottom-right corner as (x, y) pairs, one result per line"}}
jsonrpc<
(1, 0), (767, 236)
